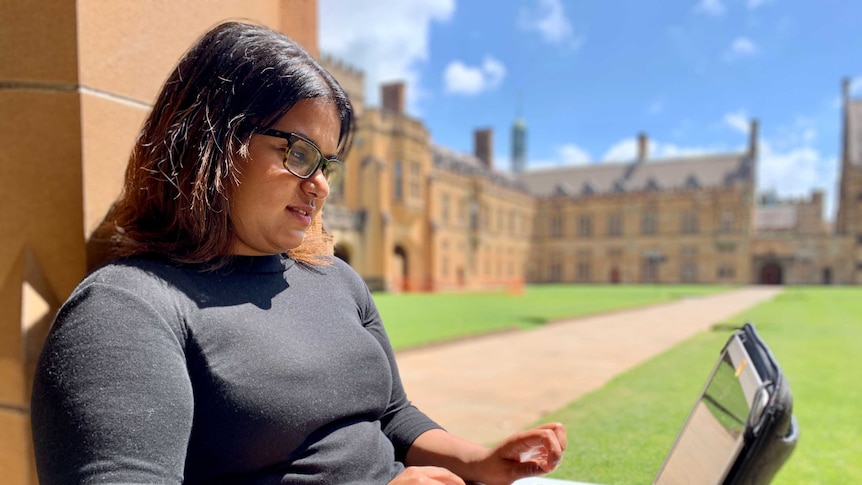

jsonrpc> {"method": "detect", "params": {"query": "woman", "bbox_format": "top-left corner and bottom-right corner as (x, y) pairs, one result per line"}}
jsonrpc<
(31, 21), (565, 485)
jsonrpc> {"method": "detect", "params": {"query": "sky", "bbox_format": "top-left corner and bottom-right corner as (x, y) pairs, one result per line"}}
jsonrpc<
(319, 0), (862, 220)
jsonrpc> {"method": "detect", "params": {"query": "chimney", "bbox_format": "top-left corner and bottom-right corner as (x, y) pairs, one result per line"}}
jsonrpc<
(812, 189), (824, 208)
(843, 77), (851, 104)
(637, 132), (648, 162)
(474, 128), (493, 169)
(381, 82), (405, 114)
(748, 118), (759, 159)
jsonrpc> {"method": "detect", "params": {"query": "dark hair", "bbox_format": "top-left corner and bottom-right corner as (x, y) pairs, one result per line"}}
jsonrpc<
(94, 21), (353, 267)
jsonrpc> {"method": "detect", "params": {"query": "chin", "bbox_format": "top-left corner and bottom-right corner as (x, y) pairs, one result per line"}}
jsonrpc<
(281, 236), (307, 252)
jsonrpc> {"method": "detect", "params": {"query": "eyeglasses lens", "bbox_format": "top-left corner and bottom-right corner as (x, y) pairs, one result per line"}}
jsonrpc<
(285, 139), (319, 178)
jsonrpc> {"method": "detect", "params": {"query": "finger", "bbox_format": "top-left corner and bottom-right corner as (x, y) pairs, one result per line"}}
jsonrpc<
(536, 422), (568, 451)
(527, 426), (566, 471)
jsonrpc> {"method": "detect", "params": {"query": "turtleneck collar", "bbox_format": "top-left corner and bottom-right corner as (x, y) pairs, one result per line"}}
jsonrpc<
(220, 253), (295, 274)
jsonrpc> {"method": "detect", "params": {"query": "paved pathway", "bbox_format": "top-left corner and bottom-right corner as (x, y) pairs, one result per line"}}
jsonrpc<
(395, 286), (782, 445)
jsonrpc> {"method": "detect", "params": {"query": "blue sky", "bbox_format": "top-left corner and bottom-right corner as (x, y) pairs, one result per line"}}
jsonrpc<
(320, 0), (861, 219)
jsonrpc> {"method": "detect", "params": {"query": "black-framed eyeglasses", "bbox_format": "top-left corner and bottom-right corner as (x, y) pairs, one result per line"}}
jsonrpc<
(258, 128), (344, 186)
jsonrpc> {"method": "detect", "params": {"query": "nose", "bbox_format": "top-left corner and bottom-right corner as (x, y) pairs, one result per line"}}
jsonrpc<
(301, 168), (330, 200)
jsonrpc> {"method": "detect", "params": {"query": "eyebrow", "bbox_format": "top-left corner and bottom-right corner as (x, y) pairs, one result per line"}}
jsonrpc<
(271, 128), (339, 160)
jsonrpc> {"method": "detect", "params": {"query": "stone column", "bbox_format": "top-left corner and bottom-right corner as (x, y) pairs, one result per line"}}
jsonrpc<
(0, 2), (319, 483)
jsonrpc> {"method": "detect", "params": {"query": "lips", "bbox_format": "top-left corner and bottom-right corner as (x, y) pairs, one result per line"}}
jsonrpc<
(287, 204), (314, 225)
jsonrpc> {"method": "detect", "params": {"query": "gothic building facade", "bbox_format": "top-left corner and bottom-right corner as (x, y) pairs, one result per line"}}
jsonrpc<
(323, 60), (862, 290)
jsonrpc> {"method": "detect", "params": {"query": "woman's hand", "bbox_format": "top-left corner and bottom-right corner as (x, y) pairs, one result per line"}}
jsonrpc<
(474, 422), (568, 485)
(405, 423), (567, 485)
(389, 466), (466, 485)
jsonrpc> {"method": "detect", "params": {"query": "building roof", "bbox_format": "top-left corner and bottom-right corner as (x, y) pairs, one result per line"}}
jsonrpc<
(848, 99), (862, 166)
(431, 145), (530, 192)
(517, 152), (754, 197)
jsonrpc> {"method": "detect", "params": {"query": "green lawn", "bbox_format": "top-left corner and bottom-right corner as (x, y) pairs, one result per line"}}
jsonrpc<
(375, 284), (734, 350)
(536, 287), (862, 484)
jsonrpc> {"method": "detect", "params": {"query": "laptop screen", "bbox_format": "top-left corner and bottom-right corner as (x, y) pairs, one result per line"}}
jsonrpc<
(653, 333), (763, 485)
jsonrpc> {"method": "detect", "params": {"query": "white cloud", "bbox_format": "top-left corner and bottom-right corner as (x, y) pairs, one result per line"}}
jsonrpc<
(602, 138), (639, 162)
(518, 0), (583, 48)
(443, 56), (506, 96)
(757, 141), (837, 217)
(528, 143), (592, 168)
(654, 143), (713, 158)
(693, 0), (726, 16)
(730, 37), (757, 57)
(319, 0), (455, 110)
(558, 143), (592, 165)
(722, 37), (758, 62)
(602, 137), (713, 162)
(482, 57), (506, 86)
(443, 62), (483, 95)
(724, 109), (751, 134)
(732, 37), (757, 55)
(754, 118), (838, 219)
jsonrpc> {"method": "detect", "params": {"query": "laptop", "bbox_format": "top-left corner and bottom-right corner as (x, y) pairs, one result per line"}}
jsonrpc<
(514, 323), (799, 485)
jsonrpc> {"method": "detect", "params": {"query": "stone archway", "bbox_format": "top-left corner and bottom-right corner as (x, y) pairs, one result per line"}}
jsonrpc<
(393, 245), (408, 291)
(760, 262), (783, 285)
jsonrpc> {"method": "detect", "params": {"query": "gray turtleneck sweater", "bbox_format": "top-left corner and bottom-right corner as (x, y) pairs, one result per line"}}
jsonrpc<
(31, 255), (440, 484)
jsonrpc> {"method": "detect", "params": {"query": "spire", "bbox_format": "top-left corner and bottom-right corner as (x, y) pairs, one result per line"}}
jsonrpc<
(511, 92), (527, 173)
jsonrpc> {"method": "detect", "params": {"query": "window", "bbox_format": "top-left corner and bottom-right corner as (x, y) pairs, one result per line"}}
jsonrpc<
(680, 246), (697, 257)
(459, 197), (468, 227)
(717, 265), (736, 279)
(550, 214), (563, 237)
(640, 260), (659, 282)
(681, 210), (699, 234)
(717, 241), (737, 253)
(685, 175), (700, 189)
(470, 201), (479, 230)
(577, 214), (593, 237)
(607, 247), (624, 258)
(576, 261), (591, 282)
(607, 212), (623, 237)
(441, 193), (450, 223)
(393, 160), (403, 200)
(641, 211), (657, 235)
(719, 210), (735, 233)
(549, 260), (563, 282)
(409, 162), (421, 199)
(680, 262), (698, 283)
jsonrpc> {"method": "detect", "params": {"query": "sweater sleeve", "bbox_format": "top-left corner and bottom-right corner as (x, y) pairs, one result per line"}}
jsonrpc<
(31, 281), (194, 484)
(355, 282), (442, 462)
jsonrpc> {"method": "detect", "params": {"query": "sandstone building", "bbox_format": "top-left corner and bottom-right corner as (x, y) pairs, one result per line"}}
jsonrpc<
(324, 67), (862, 290)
